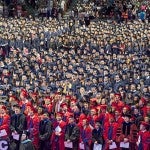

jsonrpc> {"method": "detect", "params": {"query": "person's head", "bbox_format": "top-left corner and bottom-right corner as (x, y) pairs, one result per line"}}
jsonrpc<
(115, 109), (120, 117)
(68, 117), (75, 124)
(82, 119), (88, 126)
(14, 105), (21, 115)
(0, 105), (7, 114)
(83, 102), (89, 109)
(95, 122), (101, 130)
(140, 122), (149, 131)
(144, 116), (150, 123)
(38, 106), (43, 115)
(56, 113), (62, 122)
(21, 130), (29, 141)
(42, 112), (49, 120)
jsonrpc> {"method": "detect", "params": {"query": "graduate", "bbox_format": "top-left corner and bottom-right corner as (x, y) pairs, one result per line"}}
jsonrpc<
(51, 112), (67, 150)
(65, 115), (80, 150)
(137, 122), (150, 150)
(39, 112), (52, 150)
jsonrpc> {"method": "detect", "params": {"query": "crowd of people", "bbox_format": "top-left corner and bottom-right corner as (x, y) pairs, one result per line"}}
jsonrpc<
(0, 0), (150, 150)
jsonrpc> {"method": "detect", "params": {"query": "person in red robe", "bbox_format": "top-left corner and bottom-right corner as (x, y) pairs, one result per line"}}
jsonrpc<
(19, 89), (31, 113)
(137, 122), (150, 150)
(114, 108), (124, 125)
(103, 115), (119, 150)
(51, 112), (67, 150)
(99, 105), (110, 127)
(88, 108), (99, 130)
(80, 118), (92, 150)
(111, 93), (125, 109)
(44, 96), (53, 113)
(0, 106), (10, 139)
(27, 106), (39, 150)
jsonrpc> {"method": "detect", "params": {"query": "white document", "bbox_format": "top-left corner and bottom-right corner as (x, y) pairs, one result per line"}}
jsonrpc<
(0, 129), (7, 137)
(12, 132), (20, 140)
(64, 141), (73, 148)
(55, 126), (62, 132)
(93, 143), (102, 150)
(79, 143), (85, 150)
(120, 142), (129, 148)
(109, 142), (117, 149)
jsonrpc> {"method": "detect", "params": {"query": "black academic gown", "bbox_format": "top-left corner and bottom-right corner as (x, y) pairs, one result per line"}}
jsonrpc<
(65, 123), (80, 150)
(39, 119), (52, 150)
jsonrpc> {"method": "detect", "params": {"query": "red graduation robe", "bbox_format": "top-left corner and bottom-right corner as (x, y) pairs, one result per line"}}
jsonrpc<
(51, 120), (66, 150)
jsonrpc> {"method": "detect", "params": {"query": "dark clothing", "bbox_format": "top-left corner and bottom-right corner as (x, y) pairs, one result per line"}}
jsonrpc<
(39, 119), (52, 150)
(10, 113), (27, 150)
(91, 128), (104, 148)
(19, 139), (35, 150)
(65, 123), (80, 150)
(10, 113), (26, 134)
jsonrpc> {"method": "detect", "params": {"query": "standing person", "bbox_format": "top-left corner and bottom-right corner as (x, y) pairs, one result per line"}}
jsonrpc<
(80, 118), (92, 150)
(27, 107), (39, 150)
(39, 112), (52, 150)
(51, 113), (67, 150)
(10, 105), (27, 150)
(103, 116), (119, 150)
(120, 114), (138, 150)
(19, 130), (35, 150)
(91, 122), (104, 150)
(0, 106), (10, 139)
(65, 116), (80, 150)
(137, 122), (150, 150)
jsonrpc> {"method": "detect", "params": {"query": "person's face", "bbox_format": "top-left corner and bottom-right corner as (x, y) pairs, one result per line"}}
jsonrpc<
(115, 75), (120, 81)
(95, 123), (100, 130)
(82, 119), (87, 126)
(15, 108), (21, 115)
(115, 111), (120, 117)
(104, 77), (108, 82)
(123, 108), (127, 113)
(56, 116), (62, 122)
(84, 103), (88, 109)
(43, 113), (48, 120)
(38, 107), (42, 114)
(68, 118), (74, 124)
(144, 117), (149, 123)
(21, 133), (27, 141)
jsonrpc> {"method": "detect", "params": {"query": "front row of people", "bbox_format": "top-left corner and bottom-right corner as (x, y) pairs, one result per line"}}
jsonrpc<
(0, 105), (149, 150)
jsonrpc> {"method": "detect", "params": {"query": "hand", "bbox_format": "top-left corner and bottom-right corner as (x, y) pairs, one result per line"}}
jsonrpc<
(14, 131), (17, 134)
(67, 140), (70, 143)
(95, 141), (98, 144)
(55, 132), (61, 136)
(136, 141), (139, 146)
(124, 138), (129, 143)
(108, 140), (113, 144)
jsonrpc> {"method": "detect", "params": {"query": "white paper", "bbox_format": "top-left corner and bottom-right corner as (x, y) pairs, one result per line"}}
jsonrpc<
(0, 129), (7, 137)
(55, 126), (62, 132)
(109, 142), (117, 149)
(12, 132), (20, 140)
(93, 143), (102, 150)
(120, 142), (129, 148)
(79, 143), (85, 150)
(64, 141), (73, 148)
